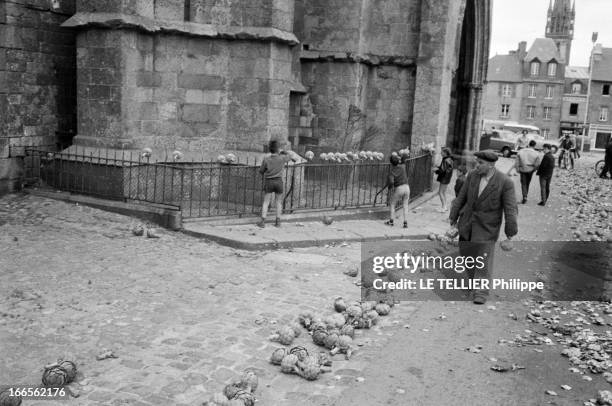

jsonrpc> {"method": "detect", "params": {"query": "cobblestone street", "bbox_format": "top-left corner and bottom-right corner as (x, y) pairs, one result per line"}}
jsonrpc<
(0, 193), (418, 406)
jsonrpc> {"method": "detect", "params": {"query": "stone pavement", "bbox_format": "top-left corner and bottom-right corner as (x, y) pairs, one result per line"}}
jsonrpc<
(0, 193), (422, 406)
(182, 158), (516, 250)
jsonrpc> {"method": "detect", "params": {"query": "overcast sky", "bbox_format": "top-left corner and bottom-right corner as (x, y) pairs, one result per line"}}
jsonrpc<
(490, 0), (611, 67)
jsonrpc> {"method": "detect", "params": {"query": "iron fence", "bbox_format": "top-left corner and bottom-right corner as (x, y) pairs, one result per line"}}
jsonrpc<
(23, 147), (433, 218)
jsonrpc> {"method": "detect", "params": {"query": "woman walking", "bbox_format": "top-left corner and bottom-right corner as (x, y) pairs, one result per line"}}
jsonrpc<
(434, 147), (454, 212)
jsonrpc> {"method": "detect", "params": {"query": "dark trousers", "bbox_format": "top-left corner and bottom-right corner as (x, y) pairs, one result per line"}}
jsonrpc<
(519, 171), (534, 199)
(601, 160), (612, 178)
(458, 237), (495, 298)
(539, 176), (551, 203)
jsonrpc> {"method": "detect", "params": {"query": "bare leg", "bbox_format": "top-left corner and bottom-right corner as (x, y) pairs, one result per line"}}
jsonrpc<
(261, 193), (273, 219)
(439, 184), (448, 211)
(275, 193), (283, 219)
(402, 192), (409, 223)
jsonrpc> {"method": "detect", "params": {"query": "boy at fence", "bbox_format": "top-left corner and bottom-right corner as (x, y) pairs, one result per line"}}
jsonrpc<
(385, 154), (410, 228)
(257, 140), (298, 228)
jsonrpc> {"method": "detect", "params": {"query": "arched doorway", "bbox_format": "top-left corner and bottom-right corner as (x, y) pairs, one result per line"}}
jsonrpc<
(448, 0), (491, 155)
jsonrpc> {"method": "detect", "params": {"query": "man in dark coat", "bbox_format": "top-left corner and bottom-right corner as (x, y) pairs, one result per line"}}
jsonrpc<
(600, 138), (612, 179)
(449, 150), (519, 304)
(536, 144), (555, 205)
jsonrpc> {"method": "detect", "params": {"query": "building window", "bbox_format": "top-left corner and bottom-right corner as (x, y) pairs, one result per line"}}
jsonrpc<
(501, 104), (510, 117)
(600, 107), (609, 122)
(569, 103), (579, 115)
(530, 61), (540, 76)
(527, 105), (536, 119)
(604, 84), (611, 96)
(543, 106), (552, 120)
(545, 85), (554, 99)
(571, 83), (582, 94)
(547, 62), (557, 77)
(528, 84), (537, 98)
(502, 84), (512, 97)
(542, 128), (551, 139)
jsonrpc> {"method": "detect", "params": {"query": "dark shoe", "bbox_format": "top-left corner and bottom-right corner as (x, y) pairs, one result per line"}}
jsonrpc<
(521, 198), (527, 204)
(473, 295), (487, 305)
(256, 219), (265, 228)
(274, 217), (281, 227)
(385, 220), (394, 226)
(537, 202), (545, 206)
(403, 222), (408, 229)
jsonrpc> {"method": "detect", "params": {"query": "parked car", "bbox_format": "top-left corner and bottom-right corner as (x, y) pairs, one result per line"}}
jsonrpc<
(480, 130), (519, 157)
(480, 130), (559, 156)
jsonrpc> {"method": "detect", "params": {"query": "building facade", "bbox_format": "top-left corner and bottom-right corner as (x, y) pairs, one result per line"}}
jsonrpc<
(483, 0), (574, 140)
(483, 38), (565, 139)
(560, 65), (587, 136)
(586, 45), (612, 150)
(1, 0), (493, 194)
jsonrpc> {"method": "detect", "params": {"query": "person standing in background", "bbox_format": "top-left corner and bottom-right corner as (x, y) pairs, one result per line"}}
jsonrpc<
(536, 144), (555, 206)
(385, 155), (410, 228)
(434, 148), (454, 212)
(257, 140), (298, 228)
(514, 140), (540, 204)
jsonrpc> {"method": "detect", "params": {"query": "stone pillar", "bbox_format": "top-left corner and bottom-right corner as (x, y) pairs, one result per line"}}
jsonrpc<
(411, 0), (465, 151)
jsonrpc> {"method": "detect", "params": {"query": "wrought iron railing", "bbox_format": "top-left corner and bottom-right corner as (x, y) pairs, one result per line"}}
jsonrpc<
(23, 147), (433, 218)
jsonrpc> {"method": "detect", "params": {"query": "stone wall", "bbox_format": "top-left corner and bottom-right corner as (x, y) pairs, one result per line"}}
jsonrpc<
(295, 0), (468, 153)
(300, 61), (415, 152)
(73, 28), (295, 153)
(0, 0), (77, 194)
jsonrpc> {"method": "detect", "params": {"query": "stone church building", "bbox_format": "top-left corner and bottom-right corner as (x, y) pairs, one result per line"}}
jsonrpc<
(1, 0), (492, 193)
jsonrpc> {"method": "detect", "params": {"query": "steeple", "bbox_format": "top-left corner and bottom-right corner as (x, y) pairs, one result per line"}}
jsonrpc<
(545, 0), (575, 65)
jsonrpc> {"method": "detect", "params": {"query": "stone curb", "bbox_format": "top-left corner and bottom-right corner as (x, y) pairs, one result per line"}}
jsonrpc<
(180, 191), (439, 251)
(23, 188), (183, 230)
(181, 227), (432, 251)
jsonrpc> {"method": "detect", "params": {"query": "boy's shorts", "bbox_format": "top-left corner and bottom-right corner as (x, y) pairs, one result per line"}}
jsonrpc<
(264, 177), (284, 194)
(391, 184), (410, 202)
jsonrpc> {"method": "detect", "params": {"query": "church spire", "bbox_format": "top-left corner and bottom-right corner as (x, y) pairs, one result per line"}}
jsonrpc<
(545, 0), (575, 65)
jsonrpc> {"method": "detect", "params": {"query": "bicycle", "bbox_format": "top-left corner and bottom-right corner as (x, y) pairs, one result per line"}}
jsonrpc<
(595, 160), (606, 177)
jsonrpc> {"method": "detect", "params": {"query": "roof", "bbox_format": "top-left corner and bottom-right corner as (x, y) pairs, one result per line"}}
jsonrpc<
(525, 38), (561, 63)
(592, 47), (612, 81)
(565, 66), (589, 79)
(487, 54), (522, 82)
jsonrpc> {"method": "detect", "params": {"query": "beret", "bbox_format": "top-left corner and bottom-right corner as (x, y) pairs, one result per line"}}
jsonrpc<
(474, 150), (499, 162)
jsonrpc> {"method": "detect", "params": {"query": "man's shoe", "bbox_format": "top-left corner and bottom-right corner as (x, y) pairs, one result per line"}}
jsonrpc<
(521, 198), (527, 204)
(403, 222), (408, 229)
(473, 295), (487, 305)
(385, 219), (394, 226)
(256, 219), (265, 228)
(537, 201), (545, 206)
(274, 217), (281, 227)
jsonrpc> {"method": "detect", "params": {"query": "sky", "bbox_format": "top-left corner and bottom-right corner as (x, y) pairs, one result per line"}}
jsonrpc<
(490, 0), (612, 67)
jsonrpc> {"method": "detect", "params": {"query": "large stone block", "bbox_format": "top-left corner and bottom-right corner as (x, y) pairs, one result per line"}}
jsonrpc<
(155, 0), (183, 21)
(178, 74), (225, 90)
(159, 102), (178, 120)
(136, 71), (162, 87)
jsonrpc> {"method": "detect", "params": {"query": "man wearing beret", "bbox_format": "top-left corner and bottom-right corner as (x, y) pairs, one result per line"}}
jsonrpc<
(449, 150), (519, 304)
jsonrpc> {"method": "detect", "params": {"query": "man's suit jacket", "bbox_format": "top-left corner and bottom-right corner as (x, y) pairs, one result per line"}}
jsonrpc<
(449, 169), (518, 242)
